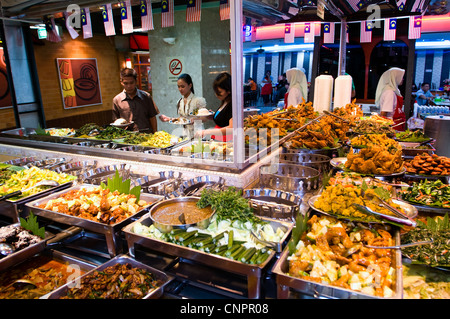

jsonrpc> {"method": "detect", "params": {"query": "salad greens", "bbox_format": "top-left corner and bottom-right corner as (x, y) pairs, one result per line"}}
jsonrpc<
(197, 187), (265, 225)
(400, 179), (450, 208)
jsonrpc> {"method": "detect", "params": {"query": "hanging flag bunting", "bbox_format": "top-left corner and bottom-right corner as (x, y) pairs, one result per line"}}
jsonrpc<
(251, 23), (257, 42)
(101, 4), (116, 36)
(63, 11), (79, 39)
(161, 0), (174, 28)
(284, 23), (295, 43)
(346, 24), (349, 43)
(315, 22), (321, 36)
(323, 22), (335, 44)
(120, 0), (133, 34)
(360, 20), (372, 43)
(346, 0), (365, 11)
(81, 8), (93, 39)
(186, 0), (201, 22)
(46, 17), (61, 42)
(408, 15), (422, 39)
(140, 0), (154, 31)
(304, 22), (315, 43)
(219, 0), (230, 21)
(397, 0), (406, 11)
(384, 18), (397, 41)
(411, 0), (426, 13)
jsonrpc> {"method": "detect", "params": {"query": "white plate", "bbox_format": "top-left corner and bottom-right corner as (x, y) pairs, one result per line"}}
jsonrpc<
(110, 121), (134, 128)
(169, 118), (193, 125)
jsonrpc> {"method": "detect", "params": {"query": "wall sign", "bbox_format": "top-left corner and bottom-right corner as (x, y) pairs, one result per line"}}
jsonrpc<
(167, 56), (184, 84)
(56, 58), (102, 109)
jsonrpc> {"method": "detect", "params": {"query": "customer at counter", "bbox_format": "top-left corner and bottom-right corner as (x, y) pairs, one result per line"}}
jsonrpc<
(112, 68), (160, 133)
(415, 82), (435, 105)
(375, 67), (406, 131)
(159, 73), (207, 137)
(285, 67), (308, 107)
(194, 72), (232, 141)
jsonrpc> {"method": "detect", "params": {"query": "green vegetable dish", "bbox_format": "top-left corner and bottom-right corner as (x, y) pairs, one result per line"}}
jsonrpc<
(400, 179), (450, 208)
(402, 214), (450, 267)
(396, 129), (430, 142)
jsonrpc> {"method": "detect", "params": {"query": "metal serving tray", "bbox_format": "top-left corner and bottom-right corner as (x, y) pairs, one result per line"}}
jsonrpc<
(134, 171), (185, 196)
(54, 161), (98, 182)
(46, 254), (173, 299)
(0, 223), (48, 272)
(122, 213), (292, 299)
(243, 188), (301, 222)
(25, 184), (164, 257)
(0, 127), (36, 138)
(3, 156), (39, 166)
(272, 229), (403, 299)
(0, 181), (74, 223)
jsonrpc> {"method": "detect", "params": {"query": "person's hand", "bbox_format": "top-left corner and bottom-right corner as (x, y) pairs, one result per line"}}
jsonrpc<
(194, 129), (207, 138)
(159, 114), (171, 122)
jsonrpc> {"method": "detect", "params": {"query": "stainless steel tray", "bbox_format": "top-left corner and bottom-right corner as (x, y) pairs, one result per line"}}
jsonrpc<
(279, 152), (331, 174)
(54, 161), (98, 181)
(0, 181), (74, 223)
(122, 213), (292, 299)
(46, 255), (173, 299)
(25, 184), (164, 257)
(243, 188), (301, 222)
(3, 156), (39, 166)
(134, 171), (185, 196)
(259, 163), (321, 196)
(0, 223), (48, 272)
(272, 229), (403, 299)
(174, 175), (226, 197)
(23, 157), (68, 170)
(0, 127), (36, 138)
(79, 164), (144, 186)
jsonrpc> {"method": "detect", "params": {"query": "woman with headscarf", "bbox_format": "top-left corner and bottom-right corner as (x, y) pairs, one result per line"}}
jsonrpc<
(375, 67), (406, 131)
(285, 68), (308, 108)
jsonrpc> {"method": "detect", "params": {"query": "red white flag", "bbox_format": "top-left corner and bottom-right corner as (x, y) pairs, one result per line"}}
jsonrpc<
(120, 0), (133, 34)
(63, 11), (79, 39)
(384, 18), (397, 41)
(140, 0), (154, 31)
(46, 17), (61, 42)
(408, 15), (422, 39)
(346, 24), (349, 43)
(101, 4), (116, 36)
(219, 0), (230, 21)
(323, 22), (335, 44)
(81, 8), (93, 39)
(186, 0), (201, 22)
(161, 0), (174, 28)
(284, 23), (295, 43)
(304, 22), (315, 43)
(360, 20), (372, 43)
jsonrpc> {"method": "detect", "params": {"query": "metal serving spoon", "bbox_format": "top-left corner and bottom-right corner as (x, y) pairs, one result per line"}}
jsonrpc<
(363, 193), (417, 227)
(0, 180), (60, 201)
(0, 243), (14, 257)
(364, 239), (433, 250)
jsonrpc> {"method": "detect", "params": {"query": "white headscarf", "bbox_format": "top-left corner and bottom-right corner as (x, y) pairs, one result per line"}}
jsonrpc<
(286, 68), (308, 101)
(375, 67), (405, 106)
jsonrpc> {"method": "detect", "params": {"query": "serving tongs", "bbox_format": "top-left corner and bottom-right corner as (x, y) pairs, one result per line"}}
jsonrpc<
(364, 239), (433, 250)
(323, 110), (350, 124)
(250, 230), (281, 253)
(0, 180), (60, 201)
(364, 193), (417, 227)
(352, 203), (416, 227)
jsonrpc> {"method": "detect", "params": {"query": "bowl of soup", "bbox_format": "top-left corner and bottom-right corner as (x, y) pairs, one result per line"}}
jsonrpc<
(149, 197), (215, 233)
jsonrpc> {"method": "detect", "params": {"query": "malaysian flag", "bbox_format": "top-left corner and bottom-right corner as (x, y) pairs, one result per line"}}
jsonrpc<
(409, 15), (422, 39)
(384, 18), (397, 41)
(101, 4), (115, 36)
(46, 17), (61, 42)
(346, 0), (365, 11)
(323, 22), (335, 43)
(161, 0), (174, 28)
(346, 24), (349, 43)
(411, 0), (426, 13)
(120, 0), (133, 34)
(360, 20), (372, 43)
(220, 0), (230, 21)
(304, 22), (314, 43)
(186, 0), (201, 22)
(140, 0), (154, 31)
(63, 11), (79, 39)
(81, 8), (93, 39)
(315, 22), (321, 36)
(397, 0), (406, 11)
(284, 23), (295, 43)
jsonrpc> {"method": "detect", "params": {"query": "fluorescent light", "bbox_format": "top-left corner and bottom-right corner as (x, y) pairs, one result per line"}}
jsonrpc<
(416, 40), (450, 49)
(247, 43), (314, 53)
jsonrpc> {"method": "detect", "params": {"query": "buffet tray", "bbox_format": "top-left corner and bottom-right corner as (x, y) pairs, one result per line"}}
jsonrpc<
(272, 230), (403, 299)
(0, 127), (36, 138)
(0, 223), (49, 272)
(25, 184), (164, 257)
(0, 181), (74, 223)
(122, 213), (292, 299)
(46, 254), (174, 299)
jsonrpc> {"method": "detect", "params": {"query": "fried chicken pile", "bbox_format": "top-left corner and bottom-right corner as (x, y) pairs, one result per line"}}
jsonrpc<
(345, 145), (404, 175)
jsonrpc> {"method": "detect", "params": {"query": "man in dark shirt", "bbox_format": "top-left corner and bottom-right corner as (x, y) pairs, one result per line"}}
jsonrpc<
(112, 68), (159, 133)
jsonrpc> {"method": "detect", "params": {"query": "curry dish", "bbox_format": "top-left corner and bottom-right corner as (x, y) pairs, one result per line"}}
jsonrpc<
(152, 201), (213, 225)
